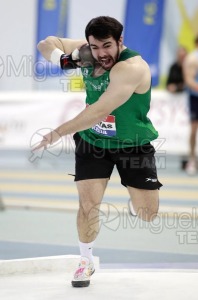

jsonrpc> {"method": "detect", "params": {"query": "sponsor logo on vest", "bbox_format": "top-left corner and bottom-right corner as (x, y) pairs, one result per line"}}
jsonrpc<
(82, 68), (89, 77)
(85, 79), (109, 91)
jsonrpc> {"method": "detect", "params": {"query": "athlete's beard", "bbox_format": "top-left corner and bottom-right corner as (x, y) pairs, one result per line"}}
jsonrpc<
(113, 43), (120, 66)
(97, 43), (120, 70)
(115, 42), (121, 62)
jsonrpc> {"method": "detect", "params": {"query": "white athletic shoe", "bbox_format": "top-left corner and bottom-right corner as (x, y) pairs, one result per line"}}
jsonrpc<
(128, 199), (137, 217)
(185, 159), (197, 176)
(71, 256), (95, 287)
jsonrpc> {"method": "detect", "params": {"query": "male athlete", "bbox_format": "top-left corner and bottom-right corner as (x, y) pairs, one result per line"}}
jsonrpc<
(35, 16), (162, 287)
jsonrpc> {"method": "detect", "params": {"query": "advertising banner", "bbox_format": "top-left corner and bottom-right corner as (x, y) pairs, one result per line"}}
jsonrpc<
(35, 0), (68, 77)
(124, 0), (165, 86)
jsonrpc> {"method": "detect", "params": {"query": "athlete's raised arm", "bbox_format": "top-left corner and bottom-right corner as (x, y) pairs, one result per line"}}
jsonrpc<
(37, 36), (87, 63)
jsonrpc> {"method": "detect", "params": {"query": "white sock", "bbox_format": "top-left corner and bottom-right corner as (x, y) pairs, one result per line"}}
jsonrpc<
(79, 241), (94, 262)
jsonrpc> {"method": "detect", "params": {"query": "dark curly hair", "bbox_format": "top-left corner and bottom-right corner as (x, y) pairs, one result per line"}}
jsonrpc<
(85, 16), (123, 42)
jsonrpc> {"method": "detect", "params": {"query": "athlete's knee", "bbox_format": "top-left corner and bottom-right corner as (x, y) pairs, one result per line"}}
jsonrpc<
(137, 206), (158, 222)
(79, 198), (100, 218)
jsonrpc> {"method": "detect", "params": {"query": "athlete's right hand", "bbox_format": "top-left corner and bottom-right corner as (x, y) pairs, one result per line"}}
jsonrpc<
(33, 130), (61, 151)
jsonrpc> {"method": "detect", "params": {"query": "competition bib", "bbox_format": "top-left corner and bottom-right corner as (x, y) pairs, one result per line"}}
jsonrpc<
(92, 114), (116, 137)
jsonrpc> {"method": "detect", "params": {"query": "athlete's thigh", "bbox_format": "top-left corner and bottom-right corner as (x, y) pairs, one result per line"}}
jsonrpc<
(115, 143), (162, 190)
(127, 186), (159, 221)
(74, 133), (114, 181)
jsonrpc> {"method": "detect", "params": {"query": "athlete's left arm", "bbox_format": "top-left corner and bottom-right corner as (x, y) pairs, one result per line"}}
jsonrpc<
(97, 61), (147, 112)
(33, 62), (145, 150)
(61, 61), (145, 129)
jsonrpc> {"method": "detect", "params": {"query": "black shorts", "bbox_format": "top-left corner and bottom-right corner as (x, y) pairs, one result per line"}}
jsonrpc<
(189, 94), (198, 121)
(73, 133), (162, 190)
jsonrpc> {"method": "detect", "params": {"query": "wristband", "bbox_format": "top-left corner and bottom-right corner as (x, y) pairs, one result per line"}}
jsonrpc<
(72, 48), (80, 61)
(60, 53), (80, 69)
(50, 48), (64, 66)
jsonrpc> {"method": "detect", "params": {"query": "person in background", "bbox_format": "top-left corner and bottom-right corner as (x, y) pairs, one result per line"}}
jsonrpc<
(166, 46), (187, 93)
(183, 36), (198, 175)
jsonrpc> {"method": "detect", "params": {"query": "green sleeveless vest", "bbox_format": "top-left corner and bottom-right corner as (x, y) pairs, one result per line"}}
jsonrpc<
(79, 48), (158, 148)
